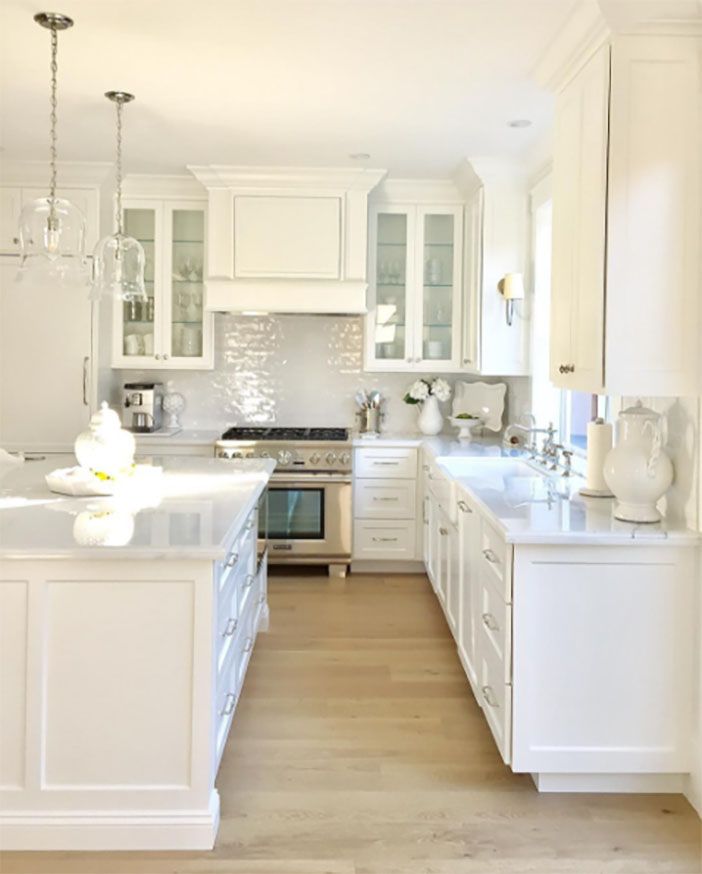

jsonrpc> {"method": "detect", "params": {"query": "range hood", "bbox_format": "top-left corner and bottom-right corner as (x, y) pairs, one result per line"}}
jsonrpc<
(187, 165), (387, 315)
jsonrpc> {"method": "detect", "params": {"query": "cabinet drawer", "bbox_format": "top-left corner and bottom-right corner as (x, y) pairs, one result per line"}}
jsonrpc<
(478, 638), (512, 765)
(354, 447), (417, 479)
(479, 516), (512, 602)
(216, 511), (257, 595)
(353, 519), (416, 560)
(478, 571), (512, 683)
(215, 640), (241, 767)
(354, 479), (416, 520)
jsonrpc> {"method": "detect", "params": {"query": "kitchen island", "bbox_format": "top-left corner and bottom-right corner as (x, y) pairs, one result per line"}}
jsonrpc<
(0, 456), (275, 851)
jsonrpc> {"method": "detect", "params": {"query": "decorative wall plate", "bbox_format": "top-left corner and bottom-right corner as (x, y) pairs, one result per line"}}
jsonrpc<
(452, 382), (507, 432)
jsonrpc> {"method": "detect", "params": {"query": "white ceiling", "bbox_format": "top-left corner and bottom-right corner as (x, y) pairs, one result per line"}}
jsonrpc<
(0, 0), (583, 177)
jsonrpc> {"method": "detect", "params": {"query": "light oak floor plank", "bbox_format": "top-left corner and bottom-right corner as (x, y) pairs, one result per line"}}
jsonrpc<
(2, 572), (700, 874)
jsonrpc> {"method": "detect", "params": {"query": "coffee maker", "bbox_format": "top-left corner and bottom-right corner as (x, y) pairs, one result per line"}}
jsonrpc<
(122, 382), (164, 433)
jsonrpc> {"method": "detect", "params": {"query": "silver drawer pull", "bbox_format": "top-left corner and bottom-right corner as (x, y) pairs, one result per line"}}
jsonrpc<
(223, 617), (238, 637)
(481, 685), (499, 708)
(244, 636), (253, 653)
(373, 496), (399, 502)
(372, 536), (398, 543)
(221, 692), (237, 716)
(482, 548), (498, 564)
(422, 464), (429, 471)
(225, 551), (239, 568)
(482, 612), (499, 632)
(439, 527), (449, 536)
(243, 574), (255, 588)
(259, 594), (266, 605)
(373, 460), (399, 466)
(457, 500), (472, 513)
(245, 515), (256, 531)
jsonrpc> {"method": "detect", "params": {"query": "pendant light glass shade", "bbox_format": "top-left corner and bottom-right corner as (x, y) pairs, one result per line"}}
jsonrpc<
(16, 13), (88, 287)
(91, 233), (146, 302)
(91, 91), (147, 302)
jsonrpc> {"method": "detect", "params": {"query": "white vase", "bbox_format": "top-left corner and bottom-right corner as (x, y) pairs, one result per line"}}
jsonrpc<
(417, 395), (443, 436)
(603, 401), (673, 523)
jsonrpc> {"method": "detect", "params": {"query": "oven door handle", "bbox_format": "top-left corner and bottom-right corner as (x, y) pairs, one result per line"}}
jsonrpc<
(269, 474), (352, 485)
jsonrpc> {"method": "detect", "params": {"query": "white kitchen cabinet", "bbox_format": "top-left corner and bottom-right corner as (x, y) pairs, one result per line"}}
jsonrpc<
(352, 446), (420, 564)
(0, 260), (93, 452)
(456, 493), (479, 694)
(550, 34), (701, 396)
(112, 199), (214, 370)
(0, 186), (100, 254)
(365, 203), (463, 371)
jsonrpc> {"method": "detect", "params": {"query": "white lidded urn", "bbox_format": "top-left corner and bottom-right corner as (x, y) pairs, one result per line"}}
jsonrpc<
(74, 402), (136, 479)
(603, 401), (673, 523)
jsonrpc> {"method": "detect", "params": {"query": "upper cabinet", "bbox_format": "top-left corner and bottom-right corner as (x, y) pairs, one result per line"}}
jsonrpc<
(365, 202), (463, 371)
(187, 166), (386, 314)
(550, 34), (701, 396)
(112, 187), (213, 370)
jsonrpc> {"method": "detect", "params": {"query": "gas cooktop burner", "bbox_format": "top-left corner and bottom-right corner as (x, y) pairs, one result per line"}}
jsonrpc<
(220, 426), (349, 442)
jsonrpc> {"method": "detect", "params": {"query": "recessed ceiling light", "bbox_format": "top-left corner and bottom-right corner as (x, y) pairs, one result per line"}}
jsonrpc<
(349, 152), (371, 160)
(508, 119), (532, 129)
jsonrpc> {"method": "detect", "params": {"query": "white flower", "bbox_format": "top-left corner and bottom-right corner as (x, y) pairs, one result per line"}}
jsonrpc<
(409, 380), (429, 401)
(432, 378), (452, 402)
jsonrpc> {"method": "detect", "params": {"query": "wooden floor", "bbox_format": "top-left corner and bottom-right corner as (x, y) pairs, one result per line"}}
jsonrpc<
(3, 572), (701, 874)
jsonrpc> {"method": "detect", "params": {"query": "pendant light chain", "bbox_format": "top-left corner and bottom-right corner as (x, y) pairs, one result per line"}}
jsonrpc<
(115, 98), (124, 236)
(48, 24), (59, 222)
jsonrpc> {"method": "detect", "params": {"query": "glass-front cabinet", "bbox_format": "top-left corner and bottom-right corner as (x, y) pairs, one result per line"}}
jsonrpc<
(112, 198), (214, 369)
(366, 203), (463, 371)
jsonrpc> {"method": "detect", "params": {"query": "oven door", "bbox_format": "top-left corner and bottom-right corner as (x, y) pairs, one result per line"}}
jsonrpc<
(261, 475), (352, 561)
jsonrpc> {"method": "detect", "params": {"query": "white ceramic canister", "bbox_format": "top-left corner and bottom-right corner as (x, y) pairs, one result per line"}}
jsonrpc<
(603, 401), (673, 523)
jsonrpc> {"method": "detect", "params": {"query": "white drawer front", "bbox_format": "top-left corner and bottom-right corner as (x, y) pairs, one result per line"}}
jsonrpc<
(479, 639), (512, 765)
(353, 520), (416, 560)
(354, 447), (417, 479)
(478, 570), (512, 683)
(354, 479), (416, 520)
(479, 516), (512, 602)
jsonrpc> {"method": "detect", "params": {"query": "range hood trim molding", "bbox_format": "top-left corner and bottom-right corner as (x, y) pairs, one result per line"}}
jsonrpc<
(205, 278), (368, 315)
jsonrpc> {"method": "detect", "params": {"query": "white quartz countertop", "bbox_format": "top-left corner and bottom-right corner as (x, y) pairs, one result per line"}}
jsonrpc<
(356, 432), (698, 545)
(134, 429), (220, 445)
(0, 456), (275, 560)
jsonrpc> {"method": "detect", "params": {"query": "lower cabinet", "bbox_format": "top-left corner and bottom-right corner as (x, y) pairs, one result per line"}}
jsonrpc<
(425, 459), (696, 785)
(353, 446), (420, 562)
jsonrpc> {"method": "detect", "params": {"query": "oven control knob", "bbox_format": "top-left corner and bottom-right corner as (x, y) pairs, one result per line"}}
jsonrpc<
(339, 452), (351, 466)
(259, 450), (270, 458)
(216, 449), (230, 459)
(277, 449), (293, 465)
(309, 453), (321, 465)
(325, 451), (337, 466)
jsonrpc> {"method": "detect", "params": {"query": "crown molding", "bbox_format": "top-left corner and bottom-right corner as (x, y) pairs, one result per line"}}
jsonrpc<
(531, 0), (610, 92)
(371, 177), (463, 204)
(187, 165), (387, 193)
(122, 173), (206, 199)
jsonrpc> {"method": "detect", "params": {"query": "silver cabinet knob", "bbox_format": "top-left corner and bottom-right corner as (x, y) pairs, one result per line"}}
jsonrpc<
(482, 548), (498, 564)
(481, 685), (499, 708)
(163, 353), (169, 360)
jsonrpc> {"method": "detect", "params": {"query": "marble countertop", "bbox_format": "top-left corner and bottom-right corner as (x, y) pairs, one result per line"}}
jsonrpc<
(134, 429), (221, 445)
(0, 456), (275, 560)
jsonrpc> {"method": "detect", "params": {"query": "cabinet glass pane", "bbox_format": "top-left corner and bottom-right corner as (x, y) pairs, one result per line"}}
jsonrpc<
(375, 213), (408, 362)
(422, 213), (454, 360)
(171, 210), (204, 358)
(122, 209), (156, 357)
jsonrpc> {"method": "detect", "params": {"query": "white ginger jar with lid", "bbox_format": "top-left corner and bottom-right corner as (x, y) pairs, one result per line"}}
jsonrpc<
(74, 402), (136, 479)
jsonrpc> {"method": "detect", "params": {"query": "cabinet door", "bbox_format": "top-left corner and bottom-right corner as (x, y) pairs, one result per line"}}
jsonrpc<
(0, 188), (21, 253)
(163, 203), (213, 369)
(365, 206), (416, 369)
(414, 207), (462, 369)
(113, 203), (162, 367)
(550, 44), (609, 391)
(461, 188), (482, 371)
(456, 497), (479, 692)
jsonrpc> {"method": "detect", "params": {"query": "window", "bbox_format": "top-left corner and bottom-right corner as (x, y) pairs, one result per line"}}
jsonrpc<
(529, 178), (609, 459)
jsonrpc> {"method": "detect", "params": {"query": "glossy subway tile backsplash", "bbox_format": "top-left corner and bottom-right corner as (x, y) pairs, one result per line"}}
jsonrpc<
(114, 314), (531, 434)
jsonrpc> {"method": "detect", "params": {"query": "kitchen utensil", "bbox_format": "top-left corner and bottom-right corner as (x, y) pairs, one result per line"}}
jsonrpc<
(368, 390), (381, 409)
(355, 390), (369, 409)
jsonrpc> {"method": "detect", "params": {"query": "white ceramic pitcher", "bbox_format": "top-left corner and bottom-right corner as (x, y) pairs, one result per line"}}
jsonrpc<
(603, 401), (673, 523)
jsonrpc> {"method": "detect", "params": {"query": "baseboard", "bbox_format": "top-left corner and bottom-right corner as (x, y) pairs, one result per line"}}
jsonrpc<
(0, 791), (220, 851)
(351, 560), (426, 574)
(531, 772), (687, 794)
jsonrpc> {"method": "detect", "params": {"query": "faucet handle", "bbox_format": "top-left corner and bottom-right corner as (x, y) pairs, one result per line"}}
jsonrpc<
(561, 448), (574, 477)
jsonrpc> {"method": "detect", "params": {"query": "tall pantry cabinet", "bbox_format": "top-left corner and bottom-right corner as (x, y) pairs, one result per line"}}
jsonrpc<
(550, 33), (701, 397)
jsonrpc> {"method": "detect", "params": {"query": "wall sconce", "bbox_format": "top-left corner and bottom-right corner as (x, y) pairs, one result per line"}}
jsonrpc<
(497, 273), (524, 326)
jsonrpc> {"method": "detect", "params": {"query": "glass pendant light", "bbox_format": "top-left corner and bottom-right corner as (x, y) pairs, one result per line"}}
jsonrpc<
(91, 91), (146, 302)
(16, 12), (88, 288)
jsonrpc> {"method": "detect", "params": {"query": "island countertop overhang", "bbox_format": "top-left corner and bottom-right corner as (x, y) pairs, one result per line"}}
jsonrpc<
(0, 456), (276, 561)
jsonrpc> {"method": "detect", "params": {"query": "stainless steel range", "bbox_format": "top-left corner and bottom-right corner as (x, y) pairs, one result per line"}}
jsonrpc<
(215, 427), (352, 576)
